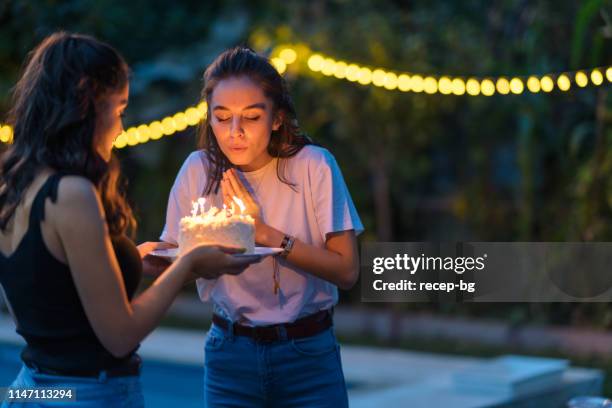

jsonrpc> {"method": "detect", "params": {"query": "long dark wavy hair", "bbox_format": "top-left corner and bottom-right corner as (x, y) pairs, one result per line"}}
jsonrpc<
(0, 32), (136, 237)
(198, 46), (314, 195)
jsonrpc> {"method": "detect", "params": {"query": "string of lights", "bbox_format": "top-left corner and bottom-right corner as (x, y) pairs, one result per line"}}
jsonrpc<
(1, 45), (610, 148)
(301, 48), (611, 96)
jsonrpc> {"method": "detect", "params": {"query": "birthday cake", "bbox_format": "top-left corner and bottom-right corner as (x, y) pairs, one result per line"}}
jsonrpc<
(178, 197), (255, 255)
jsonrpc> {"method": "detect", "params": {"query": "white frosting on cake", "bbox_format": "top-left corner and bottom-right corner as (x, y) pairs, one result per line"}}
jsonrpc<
(178, 205), (255, 255)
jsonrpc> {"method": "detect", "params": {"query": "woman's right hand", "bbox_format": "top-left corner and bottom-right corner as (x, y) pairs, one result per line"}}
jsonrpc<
(179, 244), (262, 280)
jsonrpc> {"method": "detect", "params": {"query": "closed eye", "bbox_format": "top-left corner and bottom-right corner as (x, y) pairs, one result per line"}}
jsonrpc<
(244, 116), (260, 121)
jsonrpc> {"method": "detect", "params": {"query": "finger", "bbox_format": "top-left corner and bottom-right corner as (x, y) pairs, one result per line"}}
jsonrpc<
(137, 241), (155, 249)
(222, 173), (240, 199)
(228, 254), (262, 266)
(138, 241), (176, 258)
(215, 245), (246, 254)
(220, 179), (233, 206)
(136, 242), (156, 257)
(226, 169), (250, 198)
(156, 241), (177, 250)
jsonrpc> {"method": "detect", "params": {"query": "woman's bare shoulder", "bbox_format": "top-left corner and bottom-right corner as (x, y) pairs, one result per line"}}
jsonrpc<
(51, 175), (103, 222)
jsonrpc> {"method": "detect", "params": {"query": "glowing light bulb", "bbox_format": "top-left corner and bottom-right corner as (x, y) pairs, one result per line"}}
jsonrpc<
(438, 76), (452, 94)
(557, 74), (571, 91)
(357, 68), (372, 85)
(411, 75), (424, 93)
(321, 58), (336, 76)
(173, 112), (188, 131)
(496, 78), (510, 95)
(398, 74), (411, 92)
(575, 71), (588, 88)
(161, 117), (177, 135)
(307, 54), (324, 72)
(383, 72), (398, 90)
(333, 61), (347, 79)
(0, 125), (12, 143)
(591, 69), (603, 85)
(466, 78), (480, 96)
(372, 69), (386, 87)
(279, 48), (297, 64)
(113, 131), (127, 149)
(149, 121), (164, 140)
(480, 79), (495, 96)
(527, 76), (540, 93)
(136, 124), (150, 143)
(345, 64), (360, 82)
(509, 78), (524, 94)
(423, 76), (437, 94)
(540, 76), (554, 92)
(451, 78), (466, 95)
(185, 107), (202, 126)
(126, 127), (140, 145)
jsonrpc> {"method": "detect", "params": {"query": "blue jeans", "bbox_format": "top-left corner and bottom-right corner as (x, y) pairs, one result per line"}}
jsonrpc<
(1, 364), (144, 407)
(204, 322), (349, 407)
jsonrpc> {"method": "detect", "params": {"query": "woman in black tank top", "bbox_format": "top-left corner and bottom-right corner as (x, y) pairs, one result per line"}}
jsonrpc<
(0, 33), (261, 407)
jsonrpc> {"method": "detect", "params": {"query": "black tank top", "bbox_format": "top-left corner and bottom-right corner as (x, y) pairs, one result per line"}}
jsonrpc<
(0, 173), (142, 372)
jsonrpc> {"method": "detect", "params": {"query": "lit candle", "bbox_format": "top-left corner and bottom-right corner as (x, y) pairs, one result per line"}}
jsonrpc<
(198, 197), (206, 216)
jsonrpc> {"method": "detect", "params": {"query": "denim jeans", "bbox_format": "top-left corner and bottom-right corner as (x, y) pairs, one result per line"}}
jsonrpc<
(1, 364), (144, 408)
(204, 322), (349, 408)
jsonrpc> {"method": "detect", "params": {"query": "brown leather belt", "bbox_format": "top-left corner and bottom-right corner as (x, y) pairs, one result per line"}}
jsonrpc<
(212, 309), (333, 342)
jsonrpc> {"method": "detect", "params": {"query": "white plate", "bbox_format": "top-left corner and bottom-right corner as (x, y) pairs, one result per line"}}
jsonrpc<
(149, 247), (282, 262)
(149, 248), (178, 261)
(237, 247), (283, 257)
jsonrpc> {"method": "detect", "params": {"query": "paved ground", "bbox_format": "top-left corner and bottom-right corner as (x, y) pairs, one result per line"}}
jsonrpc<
(0, 314), (604, 407)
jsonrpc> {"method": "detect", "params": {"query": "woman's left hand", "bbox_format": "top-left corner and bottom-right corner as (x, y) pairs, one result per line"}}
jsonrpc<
(137, 241), (176, 277)
(221, 168), (262, 220)
(221, 168), (284, 246)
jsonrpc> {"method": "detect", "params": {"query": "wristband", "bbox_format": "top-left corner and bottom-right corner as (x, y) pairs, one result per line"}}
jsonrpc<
(280, 235), (295, 258)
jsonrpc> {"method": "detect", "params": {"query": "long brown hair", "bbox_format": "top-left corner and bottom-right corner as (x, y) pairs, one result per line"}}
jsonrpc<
(198, 46), (314, 195)
(0, 32), (135, 236)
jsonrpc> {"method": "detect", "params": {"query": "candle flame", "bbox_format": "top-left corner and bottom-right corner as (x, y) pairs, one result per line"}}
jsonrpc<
(232, 196), (246, 214)
(223, 203), (232, 217)
(187, 196), (250, 220)
(198, 197), (206, 216)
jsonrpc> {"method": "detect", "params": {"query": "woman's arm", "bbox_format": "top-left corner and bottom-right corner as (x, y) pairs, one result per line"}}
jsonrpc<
(222, 168), (359, 290)
(258, 223), (359, 290)
(52, 176), (258, 357)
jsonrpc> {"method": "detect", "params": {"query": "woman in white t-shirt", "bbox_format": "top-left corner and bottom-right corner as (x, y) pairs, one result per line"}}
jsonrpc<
(159, 47), (363, 407)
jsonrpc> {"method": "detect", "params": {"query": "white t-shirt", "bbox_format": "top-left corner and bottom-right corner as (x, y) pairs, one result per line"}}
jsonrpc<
(160, 145), (364, 326)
